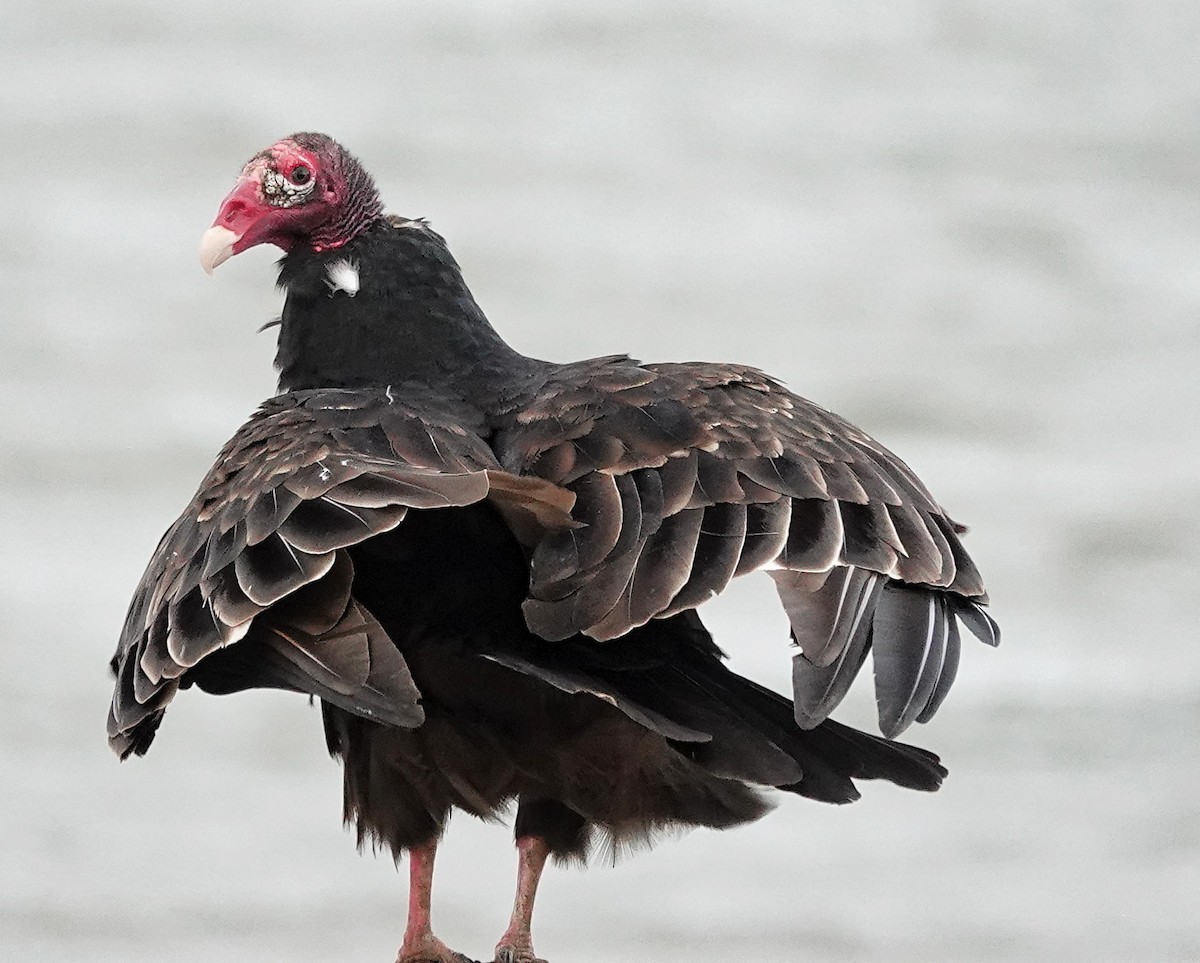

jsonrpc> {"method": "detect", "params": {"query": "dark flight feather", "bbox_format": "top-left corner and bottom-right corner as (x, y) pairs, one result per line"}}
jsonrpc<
(626, 508), (704, 625)
(660, 502), (748, 616)
(735, 499), (792, 575)
(871, 586), (948, 738)
(780, 497), (844, 572)
(917, 612), (961, 724)
(108, 388), (518, 758)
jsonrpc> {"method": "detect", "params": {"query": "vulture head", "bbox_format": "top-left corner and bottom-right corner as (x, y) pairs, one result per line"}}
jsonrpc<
(198, 132), (383, 273)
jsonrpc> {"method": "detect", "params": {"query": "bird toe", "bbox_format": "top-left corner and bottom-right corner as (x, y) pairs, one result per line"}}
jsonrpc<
(396, 934), (478, 963)
(494, 944), (546, 963)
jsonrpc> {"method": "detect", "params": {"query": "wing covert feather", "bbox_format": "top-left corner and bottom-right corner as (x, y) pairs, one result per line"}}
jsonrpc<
(109, 387), (568, 758)
(495, 357), (996, 735)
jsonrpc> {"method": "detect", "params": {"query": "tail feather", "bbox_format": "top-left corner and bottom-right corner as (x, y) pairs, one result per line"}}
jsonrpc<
(485, 610), (947, 806)
(671, 650), (946, 803)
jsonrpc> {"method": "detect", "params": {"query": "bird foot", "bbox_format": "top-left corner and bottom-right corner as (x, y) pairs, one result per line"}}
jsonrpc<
(494, 938), (546, 963)
(396, 932), (476, 963)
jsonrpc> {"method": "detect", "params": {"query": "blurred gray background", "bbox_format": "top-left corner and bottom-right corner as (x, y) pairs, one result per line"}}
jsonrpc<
(3, 1), (1197, 961)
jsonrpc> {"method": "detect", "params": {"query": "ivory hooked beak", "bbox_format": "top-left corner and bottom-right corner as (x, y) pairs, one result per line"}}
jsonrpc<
(199, 226), (240, 275)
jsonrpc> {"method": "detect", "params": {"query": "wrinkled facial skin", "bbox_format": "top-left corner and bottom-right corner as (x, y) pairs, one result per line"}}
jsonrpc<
(246, 146), (321, 209)
(200, 140), (341, 273)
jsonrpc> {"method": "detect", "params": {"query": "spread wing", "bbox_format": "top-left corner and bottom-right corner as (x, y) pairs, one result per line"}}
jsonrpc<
(496, 357), (999, 738)
(108, 387), (573, 759)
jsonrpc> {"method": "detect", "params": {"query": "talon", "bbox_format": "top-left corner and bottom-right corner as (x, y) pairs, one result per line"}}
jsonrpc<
(494, 943), (546, 963)
(397, 936), (476, 963)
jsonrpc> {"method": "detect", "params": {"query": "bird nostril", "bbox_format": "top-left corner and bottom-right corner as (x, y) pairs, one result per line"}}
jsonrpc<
(222, 200), (248, 224)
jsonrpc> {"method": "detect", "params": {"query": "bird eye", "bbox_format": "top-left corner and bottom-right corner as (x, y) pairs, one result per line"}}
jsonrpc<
(290, 165), (311, 185)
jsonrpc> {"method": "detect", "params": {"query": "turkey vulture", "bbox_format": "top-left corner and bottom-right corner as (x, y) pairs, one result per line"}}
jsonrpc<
(109, 132), (998, 963)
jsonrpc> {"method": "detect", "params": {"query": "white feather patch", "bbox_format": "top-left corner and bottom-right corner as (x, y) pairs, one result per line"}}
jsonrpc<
(325, 259), (360, 297)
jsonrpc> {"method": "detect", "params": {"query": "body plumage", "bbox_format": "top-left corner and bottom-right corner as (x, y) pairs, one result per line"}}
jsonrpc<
(110, 133), (997, 963)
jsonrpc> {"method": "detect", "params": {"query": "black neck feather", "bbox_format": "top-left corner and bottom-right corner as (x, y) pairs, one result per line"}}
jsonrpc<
(274, 220), (544, 410)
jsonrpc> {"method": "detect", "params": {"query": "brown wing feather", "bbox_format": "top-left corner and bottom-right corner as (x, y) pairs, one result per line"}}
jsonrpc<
(496, 357), (996, 736)
(109, 387), (571, 759)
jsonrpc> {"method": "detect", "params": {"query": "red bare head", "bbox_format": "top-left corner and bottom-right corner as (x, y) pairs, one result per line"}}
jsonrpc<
(199, 132), (383, 274)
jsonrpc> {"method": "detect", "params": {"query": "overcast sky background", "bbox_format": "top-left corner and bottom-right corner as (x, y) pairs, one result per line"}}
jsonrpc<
(2, 2), (1198, 961)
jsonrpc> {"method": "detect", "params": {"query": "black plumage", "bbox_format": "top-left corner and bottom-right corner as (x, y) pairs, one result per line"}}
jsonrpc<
(111, 133), (998, 963)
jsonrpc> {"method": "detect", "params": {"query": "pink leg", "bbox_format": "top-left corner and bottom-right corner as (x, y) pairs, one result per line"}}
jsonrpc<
(494, 836), (551, 963)
(396, 839), (468, 963)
